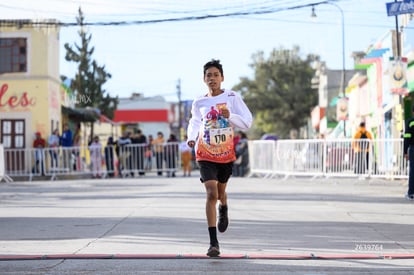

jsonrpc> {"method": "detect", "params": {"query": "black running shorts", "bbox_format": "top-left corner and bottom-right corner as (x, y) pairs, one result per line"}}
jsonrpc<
(197, 160), (233, 183)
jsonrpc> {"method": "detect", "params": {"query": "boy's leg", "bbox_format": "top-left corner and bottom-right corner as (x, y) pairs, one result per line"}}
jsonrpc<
(218, 182), (227, 205)
(217, 162), (232, 233)
(204, 180), (218, 228)
(217, 182), (229, 233)
(204, 180), (220, 257)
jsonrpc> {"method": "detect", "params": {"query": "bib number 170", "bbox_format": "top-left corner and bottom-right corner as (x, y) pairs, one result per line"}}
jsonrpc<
(209, 128), (233, 145)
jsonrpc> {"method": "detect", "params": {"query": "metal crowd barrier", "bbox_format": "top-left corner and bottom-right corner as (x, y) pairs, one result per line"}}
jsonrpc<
(247, 140), (277, 178)
(249, 138), (408, 180)
(1, 139), (409, 181)
(0, 144), (13, 183)
(2, 142), (182, 181)
(116, 142), (180, 178)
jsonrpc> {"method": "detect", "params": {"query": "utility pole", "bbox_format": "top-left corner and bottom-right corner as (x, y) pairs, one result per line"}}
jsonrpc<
(394, 0), (401, 58)
(311, 2), (346, 137)
(394, 0), (404, 136)
(176, 78), (182, 137)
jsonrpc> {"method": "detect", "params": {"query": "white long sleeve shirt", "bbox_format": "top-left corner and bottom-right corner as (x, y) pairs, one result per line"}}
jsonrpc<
(89, 142), (102, 158)
(187, 89), (252, 163)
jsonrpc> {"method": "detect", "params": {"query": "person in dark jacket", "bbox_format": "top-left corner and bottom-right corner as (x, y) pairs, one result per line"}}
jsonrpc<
(104, 137), (115, 177)
(164, 134), (178, 177)
(60, 123), (73, 170)
(117, 131), (132, 177)
(233, 131), (249, 177)
(403, 106), (414, 200)
(131, 129), (147, 176)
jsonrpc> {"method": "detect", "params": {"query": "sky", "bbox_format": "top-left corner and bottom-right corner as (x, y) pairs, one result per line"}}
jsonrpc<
(1, 0), (398, 102)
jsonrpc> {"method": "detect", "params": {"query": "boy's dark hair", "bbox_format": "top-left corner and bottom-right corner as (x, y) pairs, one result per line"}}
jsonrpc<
(203, 59), (223, 77)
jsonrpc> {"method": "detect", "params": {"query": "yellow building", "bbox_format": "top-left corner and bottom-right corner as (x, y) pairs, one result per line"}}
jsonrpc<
(0, 19), (61, 150)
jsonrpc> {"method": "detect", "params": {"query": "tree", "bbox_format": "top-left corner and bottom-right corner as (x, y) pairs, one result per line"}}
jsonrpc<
(64, 7), (118, 137)
(233, 46), (318, 139)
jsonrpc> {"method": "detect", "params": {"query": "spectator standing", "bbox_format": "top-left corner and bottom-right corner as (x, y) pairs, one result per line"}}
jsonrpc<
(104, 136), (116, 177)
(72, 124), (82, 171)
(180, 135), (192, 177)
(233, 131), (241, 152)
(60, 123), (72, 170)
(352, 122), (373, 174)
(233, 132), (249, 177)
(165, 134), (179, 177)
(48, 129), (60, 169)
(32, 132), (46, 175)
(117, 131), (132, 177)
(131, 129), (147, 176)
(89, 136), (102, 178)
(152, 132), (165, 176)
(145, 134), (154, 171)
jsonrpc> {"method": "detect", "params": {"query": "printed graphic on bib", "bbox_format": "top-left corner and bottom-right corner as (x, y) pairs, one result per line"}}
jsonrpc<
(209, 128), (233, 145)
(197, 104), (236, 163)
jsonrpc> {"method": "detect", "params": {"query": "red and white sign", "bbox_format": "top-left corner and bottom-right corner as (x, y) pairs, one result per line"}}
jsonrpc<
(113, 109), (168, 123)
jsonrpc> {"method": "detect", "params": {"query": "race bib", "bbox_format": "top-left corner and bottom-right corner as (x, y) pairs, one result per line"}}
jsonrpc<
(209, 127), (233, 146)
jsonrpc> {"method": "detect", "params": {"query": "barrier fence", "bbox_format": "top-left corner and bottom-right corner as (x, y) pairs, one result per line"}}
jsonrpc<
(0, 138), (409, 181)
(248, 138), (408, 180)
(0, 144), (13, 183)
(1, 142), (182, 181)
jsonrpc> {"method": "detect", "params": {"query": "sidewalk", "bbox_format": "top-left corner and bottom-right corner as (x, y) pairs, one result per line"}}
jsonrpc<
(0, 176), (414, 274)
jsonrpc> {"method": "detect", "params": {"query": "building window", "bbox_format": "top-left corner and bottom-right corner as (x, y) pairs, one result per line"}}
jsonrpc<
(0, 38), (27, 74)
(1, 119), (26, 149)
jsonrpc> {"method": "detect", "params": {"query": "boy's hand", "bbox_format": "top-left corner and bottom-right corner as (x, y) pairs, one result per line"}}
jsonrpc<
(220, 106), (230, 118)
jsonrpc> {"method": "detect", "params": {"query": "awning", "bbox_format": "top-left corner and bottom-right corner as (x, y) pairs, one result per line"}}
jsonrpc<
(100, 114), (119, 125)
(355, 48), (390, 69)
(364, 48), (389, 59)
(61, 106), (99, 122)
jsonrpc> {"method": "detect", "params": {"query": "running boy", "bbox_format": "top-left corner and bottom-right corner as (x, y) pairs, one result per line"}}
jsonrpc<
(187, 59), (253, 257)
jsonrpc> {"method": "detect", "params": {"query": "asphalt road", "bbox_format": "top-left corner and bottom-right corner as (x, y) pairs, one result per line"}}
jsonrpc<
(0, 175), (413, 274)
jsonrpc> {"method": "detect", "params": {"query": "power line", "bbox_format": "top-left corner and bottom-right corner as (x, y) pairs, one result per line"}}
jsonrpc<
(0, 1), (333, 28)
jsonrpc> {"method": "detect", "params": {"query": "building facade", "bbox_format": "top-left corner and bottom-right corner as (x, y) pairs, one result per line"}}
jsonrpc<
(0, 19), (61, 151)
(113, 93), (174, 139)
(311, 13), (414, 141)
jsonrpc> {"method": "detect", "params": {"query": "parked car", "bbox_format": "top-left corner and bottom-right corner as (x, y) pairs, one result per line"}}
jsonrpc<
(300, 143), (323, 170)
(325, 143), (354, 172)
(261, 133), (278, 141)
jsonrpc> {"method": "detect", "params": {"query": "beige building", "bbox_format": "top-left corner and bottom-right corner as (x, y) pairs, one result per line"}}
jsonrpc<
(0, 19), (61, 150)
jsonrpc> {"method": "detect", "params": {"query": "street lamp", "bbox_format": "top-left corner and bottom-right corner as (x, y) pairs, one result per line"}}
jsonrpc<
(312, 2), (346, 137)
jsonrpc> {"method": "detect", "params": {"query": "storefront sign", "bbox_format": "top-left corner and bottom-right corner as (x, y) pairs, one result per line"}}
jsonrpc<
(0, 84), (36, 109)
(387, 0), (414, 16)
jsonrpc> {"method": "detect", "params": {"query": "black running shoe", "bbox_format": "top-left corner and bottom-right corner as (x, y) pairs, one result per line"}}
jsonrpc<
(207, 245), (220, 257)
(218, 204), (228, 233)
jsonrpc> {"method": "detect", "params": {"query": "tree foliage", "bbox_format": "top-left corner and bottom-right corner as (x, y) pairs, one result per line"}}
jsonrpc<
(64, 7), (118, 121)
(233, 46), (318, 139)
